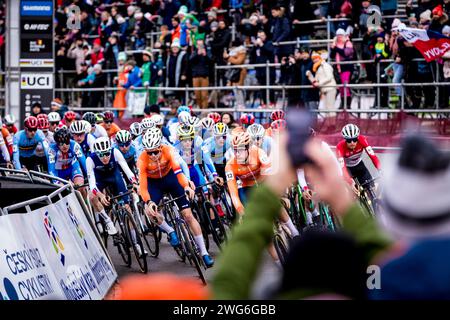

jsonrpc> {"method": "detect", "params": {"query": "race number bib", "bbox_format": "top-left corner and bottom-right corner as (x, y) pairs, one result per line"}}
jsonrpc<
(225, 171), (234, 181)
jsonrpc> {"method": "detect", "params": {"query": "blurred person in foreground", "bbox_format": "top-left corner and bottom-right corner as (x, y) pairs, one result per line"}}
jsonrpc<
(212, 124), (450, 299)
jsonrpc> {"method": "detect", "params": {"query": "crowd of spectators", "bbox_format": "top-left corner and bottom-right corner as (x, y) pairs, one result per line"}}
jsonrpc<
(0, 0), (5, 84)
(31, 1), (450, 112)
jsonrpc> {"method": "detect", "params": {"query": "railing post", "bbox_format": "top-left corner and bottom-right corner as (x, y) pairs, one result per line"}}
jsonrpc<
(400, 80), (405, 111)
(59, 71), (64, 90)
(231, 23), (236, 42)
(185, 86), (189, 105)
(343, 82), (347, 110)
(376, 62), (381, 108)
(104, 87), (107, 110)
(327, 16), (331, 62)
(266, 61), (270, 106)
(436, 62), (440, 109)
(282, 86), (286, 108)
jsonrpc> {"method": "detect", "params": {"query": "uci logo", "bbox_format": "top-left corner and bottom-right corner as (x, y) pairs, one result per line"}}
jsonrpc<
(66, 203), (88, 250)
(0, 278), (19, 300)
(44, 211), (66, 266)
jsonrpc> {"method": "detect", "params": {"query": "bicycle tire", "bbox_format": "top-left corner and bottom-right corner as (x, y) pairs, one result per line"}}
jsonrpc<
(124, 212), (148, 273)
(274, 233), (289, 266)
(191, 199), (210, 251)
(138, 204), (160, 257)
(178, 220), (207, 285)
(221, 188), (236, 224)
(167, 205), (186, 262)
(114, 209), (132, 267)
(204, 201), (227, 248)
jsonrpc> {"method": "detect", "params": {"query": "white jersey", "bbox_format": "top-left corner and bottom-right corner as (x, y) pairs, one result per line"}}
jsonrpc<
(91, 125), (108, 139)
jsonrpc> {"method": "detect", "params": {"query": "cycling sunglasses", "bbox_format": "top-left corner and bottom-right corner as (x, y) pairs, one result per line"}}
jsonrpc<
(73, 132), (85, 137)
(50, 122), (59, 126)
(147, 149), (161, 156)
(104, 120), (113, 124)
(26, 128), (37, 132)
(215, 135), (227, 140)
(346, 138), (358, 143)
(118, 141), (131, 148)
(96, 151), (111, 158)
(58, 141), (70, 147)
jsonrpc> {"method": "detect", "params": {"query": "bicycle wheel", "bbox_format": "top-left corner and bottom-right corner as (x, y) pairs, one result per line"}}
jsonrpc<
(191, 199), (210, 251)
(166, 206), (186, 262)
(112, 209), (132, 267)
(177, 220), (206, 285)
(138, 204), (160, 257)
(124, 212), (148, 273)
(274, 232), (289, 266)
(204, 201), (227, 248)
(221, 188), (236, 224)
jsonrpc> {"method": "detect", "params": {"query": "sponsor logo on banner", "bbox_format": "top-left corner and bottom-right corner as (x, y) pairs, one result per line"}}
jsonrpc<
(21, 38), (52, 53)
(66, 203), (88, 250)
(43, 211), (66, 266)
(0, 278), (19, 300)
(21, 73), (53, 89)
(20, 59), (54, 68)
(23, 23), (51, 31)
(21, 1), (53, 16)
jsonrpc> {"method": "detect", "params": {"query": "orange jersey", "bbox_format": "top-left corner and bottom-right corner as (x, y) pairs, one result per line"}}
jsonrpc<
(225, 145), (271, 214)
(138, 145), (189, 202)
(101, 122), (121, 139)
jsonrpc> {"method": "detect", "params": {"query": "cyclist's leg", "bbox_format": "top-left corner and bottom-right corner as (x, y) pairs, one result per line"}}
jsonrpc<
(279, 197), (299, 237)
(146, 176), (178, 239)
(89, 179), (116, 234)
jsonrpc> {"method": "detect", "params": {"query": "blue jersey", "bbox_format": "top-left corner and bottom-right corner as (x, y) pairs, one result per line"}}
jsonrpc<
(13, 129), (49, 170)
(202, 136), (232, 166)
(47, 140), (85, 181)
(113, 143), (137, 170)
(79, 133), (96, 157)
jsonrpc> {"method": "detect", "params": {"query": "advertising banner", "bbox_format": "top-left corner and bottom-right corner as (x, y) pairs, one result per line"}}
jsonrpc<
(0, 194), (117, 300)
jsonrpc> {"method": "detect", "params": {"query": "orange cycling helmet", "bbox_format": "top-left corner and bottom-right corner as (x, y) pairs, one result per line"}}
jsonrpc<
(232, 131), (251, 148)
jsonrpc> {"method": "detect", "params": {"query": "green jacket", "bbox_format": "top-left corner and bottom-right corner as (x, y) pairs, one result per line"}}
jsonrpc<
(141, 62), (152, 87)
(211, 185), (392, 300)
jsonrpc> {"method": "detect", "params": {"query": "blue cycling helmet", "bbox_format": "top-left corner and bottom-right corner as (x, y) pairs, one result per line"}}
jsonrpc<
(177, 105), (190, 115)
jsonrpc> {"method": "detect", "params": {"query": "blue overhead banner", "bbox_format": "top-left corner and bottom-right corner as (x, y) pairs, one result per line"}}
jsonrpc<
(20, 1), (53, 16)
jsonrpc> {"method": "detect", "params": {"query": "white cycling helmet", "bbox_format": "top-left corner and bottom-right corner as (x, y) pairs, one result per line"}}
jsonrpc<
(150, 114), (164, 126)
(130, 122), (142, 136)
(213, 122), (229, 136)
(200, 117), (215, 130)
(186, 116), (200, 128)
(178, 111), (191, 125)
(93, 137), (112, 154)
(4, 114), (16, 125)
(247, 123), (265, 139)
(81, 120), (92, 133)
(69, 120), (88, 135)
(341, 124), (360, 140)
(115, 130), (132, 144)
(48, 112), (61, 123)
(141, 117), (155, 130)
(142, 127), (162, 150)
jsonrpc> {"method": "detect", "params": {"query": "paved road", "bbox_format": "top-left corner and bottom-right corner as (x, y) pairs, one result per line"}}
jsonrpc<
(108, 152), (396, 296)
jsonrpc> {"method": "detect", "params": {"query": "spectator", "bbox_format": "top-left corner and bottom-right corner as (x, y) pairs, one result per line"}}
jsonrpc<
(306, 52), (337, 116)
(224, 39), (247, 107)
(209, 20), (232, 86)
(31, 102), (45, 117)
(270, 5), (294, 62)
(67, 37), (87, 75)
(221, 112), (238, 129)
(164, 39), (189, 102)
(50, 98), (68, 119)
(190, 41), (212, 109)
(250, 30), (276, 106)
(330, 29), (355, 108)
(103, 34), (121, 70)
(89, 38), (105, 66)
(141, 49), (160, 106)
(89, 64), (107, 108)
(441, 25), (450, 108)
(389, 19), (405, 98)
(113, 52), (129, 117)
(122, 60), (143, 90)
(292, 0), (316, 44)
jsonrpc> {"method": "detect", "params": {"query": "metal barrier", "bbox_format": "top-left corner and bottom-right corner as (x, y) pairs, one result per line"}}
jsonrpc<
(54, 81), (450, 114)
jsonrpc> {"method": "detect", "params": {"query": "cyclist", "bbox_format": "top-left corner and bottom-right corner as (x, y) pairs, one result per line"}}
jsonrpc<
(138, 128), (214, 267)
(61, 111), (77, 128)
(168, 111), (191, 143)
(207, 112), (221, 124)
(174, 125), (222, 189)
(202, 122), (233, 181)
(48, 129), (87, 195)
(13, 116), (49, 171)
(102, 111), (121, 139)
(130, 122), (143, 141)
(271, 119), (287, 133)
(0, 131), (12, 168)
(114, 130), (138, 175)
(48, 112), (62, 133)
(166, 105), (191, 128)
(239, 113), (255, 131)
(151, 114), (172, 144)
(134, 118), (156, 157)
(1, 118), (13, 157)
(247, 123), (274, 156)
(86, 137), (138, 238)
(3, 114), (18, 136)
(96, 113), (104, 125)
(336, 124), (381, 188)
(266, 109), (285, 137)
(82, 112), (108, 139)
(199, 117), (215, 141)
(225, 132), (271, 217)
(70, 120), (95, 157)
(37, 114), (54, 143)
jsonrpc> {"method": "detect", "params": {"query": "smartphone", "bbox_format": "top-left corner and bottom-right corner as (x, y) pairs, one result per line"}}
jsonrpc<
(286, 109), (315, 167)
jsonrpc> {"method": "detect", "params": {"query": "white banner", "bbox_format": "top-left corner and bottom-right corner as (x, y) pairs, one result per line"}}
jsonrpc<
(0, 193), (117, 300)
(126, 90), (147, 116)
